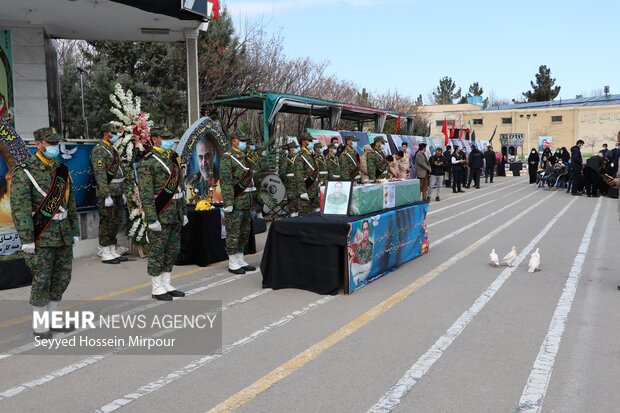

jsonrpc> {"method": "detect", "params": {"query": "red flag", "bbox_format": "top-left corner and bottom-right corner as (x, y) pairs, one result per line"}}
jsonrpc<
(441, 117), (449, 146)
(458, 126), (463, 139)
(449, 121), (455, 138)
(210, 0), (219, 20)
(394, 114), (401, 134)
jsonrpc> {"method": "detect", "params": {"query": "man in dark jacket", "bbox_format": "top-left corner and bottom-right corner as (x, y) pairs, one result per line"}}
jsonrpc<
(584, 151), (604, 197)
(451, 146), (466, 193)
(467, 147), (484, 189)
(443, 145), (452, 186)
(428, 148), (445, 201)
(484, 146), (497, 183)
(569, 140), (584, 195)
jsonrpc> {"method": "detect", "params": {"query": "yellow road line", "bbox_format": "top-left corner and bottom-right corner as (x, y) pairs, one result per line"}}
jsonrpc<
(0, 250), (263, 330)
(206, 194), (554, 413)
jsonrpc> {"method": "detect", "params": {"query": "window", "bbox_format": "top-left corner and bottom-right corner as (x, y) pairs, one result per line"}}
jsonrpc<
(502, 117), (512, 124)
(551, 116), (562, 122)
(436, 120), (444, 127)
(473, 118), (483, 125)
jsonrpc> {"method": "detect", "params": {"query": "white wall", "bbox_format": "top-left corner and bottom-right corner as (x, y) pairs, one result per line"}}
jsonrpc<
(9, 26), (49, 141)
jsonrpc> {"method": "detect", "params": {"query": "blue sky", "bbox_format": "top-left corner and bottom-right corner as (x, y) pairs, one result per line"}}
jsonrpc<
(223, 0), (619, 104)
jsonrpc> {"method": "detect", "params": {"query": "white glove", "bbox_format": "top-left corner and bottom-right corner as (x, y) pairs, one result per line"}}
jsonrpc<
(148, 220), (162, 232)
(183, 215), (189, 226)
(300, 193), (309, 201)
(122, 194), (127, 205)
(104, 196), (114, 207)
(223, 206), (233, 213)
(73, 236), (80, 243)
(21, 242), (35, 254)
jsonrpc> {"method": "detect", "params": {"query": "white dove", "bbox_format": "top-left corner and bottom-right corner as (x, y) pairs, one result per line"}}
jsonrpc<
(489, 249), (500, 267)
(528, 248), (541, 273)
(500, 246), (518, 267)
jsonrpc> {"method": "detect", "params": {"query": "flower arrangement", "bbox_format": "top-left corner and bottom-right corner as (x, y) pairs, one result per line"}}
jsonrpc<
(108, 83), (152, 243)
(195, 198), (212, 211)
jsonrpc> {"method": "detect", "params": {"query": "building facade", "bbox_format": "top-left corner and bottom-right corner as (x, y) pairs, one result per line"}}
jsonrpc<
(421, 96), (620, 154)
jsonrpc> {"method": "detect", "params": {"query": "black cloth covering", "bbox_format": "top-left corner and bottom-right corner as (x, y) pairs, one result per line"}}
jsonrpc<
(0, 258), (32, 290)
(177, 207), (256, 267)
(261, 202), (426, 295)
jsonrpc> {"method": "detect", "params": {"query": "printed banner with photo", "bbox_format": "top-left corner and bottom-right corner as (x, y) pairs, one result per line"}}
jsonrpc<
(346, 202), (429, 294)
(538, 136), (553, 152)
(307, 129), (341, 148)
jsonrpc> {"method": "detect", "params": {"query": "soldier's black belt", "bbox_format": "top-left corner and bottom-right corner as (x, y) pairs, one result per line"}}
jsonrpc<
(32, 164), (69, 242)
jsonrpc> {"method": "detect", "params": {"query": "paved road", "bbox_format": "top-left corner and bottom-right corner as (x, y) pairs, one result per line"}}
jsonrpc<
(1, 175), (619, 413)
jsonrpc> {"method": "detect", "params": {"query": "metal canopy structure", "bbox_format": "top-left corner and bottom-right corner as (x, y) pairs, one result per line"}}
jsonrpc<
(0, 0), (203, 42)
(204, 91), (416, 143)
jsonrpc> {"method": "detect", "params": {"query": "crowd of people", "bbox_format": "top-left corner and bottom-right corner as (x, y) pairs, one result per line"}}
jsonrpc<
(527, 134), (620, 199)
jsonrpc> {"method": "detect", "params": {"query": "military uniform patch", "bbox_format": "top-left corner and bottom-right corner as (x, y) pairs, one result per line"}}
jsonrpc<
(97, 159), (103, 168)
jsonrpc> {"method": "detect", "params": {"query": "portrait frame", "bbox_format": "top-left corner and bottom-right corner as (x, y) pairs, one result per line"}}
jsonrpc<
(321, 180), (352, 216)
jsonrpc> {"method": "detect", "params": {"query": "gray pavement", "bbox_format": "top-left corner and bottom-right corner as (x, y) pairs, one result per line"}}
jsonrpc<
(1, 175), (619, 413)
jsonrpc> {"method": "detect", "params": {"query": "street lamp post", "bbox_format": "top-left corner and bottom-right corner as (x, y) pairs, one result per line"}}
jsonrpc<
(77, 66), (89, 139)
(520, 113), (537, 157)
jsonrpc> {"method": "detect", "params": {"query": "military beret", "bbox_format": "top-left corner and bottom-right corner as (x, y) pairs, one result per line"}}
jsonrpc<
(230, 129), (249, 141)
(373, 136), (386, 144)
(344, 135), (358, 142)
(33, 127), (63, 142)
(298, 132), (315, 142)
(101, 123), (117, 133)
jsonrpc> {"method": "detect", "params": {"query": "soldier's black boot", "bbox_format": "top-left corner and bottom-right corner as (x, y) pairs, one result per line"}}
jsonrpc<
(228, 255), (246, 274)
(236, 253), (256, 272)
(161, 272), (185, 298)
(151, 275), (173, 301)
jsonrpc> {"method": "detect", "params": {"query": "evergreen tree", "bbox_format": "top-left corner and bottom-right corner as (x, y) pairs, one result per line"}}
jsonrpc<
(522, 65), (561, 102)
(432, 76), (461, 104)
(415, 94), (423, 106)
(459, 82), (489, 108)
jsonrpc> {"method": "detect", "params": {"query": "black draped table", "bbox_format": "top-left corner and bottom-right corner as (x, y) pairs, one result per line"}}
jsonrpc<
(176, 207), (258, 267)
(261, 202), (429, 295)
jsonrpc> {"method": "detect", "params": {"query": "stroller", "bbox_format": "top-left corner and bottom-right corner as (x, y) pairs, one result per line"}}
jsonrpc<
(537, 165), (567, 189)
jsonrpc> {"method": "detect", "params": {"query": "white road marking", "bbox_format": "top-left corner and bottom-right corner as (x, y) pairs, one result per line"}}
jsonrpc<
(0, 289), (271, 401)
(515, 197), (602, 413)
(94, 296), (335, 413)
(367, 196), (577, 413)
(431, 190), (536, 247)
(429, 179), (525, 215)
(428, 186), (527, 228)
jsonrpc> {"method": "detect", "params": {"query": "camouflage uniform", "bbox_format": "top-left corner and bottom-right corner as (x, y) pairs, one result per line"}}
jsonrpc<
(220, 146), (254, 256)
(326, 144), (341, 180)
(355, 240), (374, 265)
(10, 127), (79, 307)
(89, 126), (125, 254)
(367, 138), (388, 180)
(294, 142), (320, 215)
(137, 146), (187, 277)
(339, 140), (361, 182)
(280, 144), (299, 215)
(247, 144), (277, 213)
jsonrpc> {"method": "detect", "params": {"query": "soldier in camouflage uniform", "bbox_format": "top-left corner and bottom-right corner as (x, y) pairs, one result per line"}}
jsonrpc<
(10, 127), (80, 338)
(326, 143), (341, 180)
(89, 123), (127, 264)
(220, 131), (257, 274)
(311, 142), (328, 210)
(246, 140), (276, 218)
(295, 133), (320, 214)
(280, 142), (300, 217)
(339, 135), (361, 182)
(137, 129), (187, 301)
(367, 136), (388, 181)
